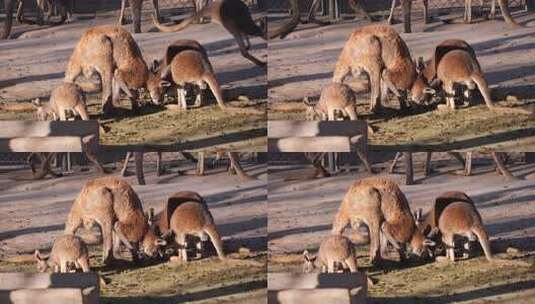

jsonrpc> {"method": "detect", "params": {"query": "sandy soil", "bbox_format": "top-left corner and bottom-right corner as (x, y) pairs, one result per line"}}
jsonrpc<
(268, 11), (535, 151)
(0, 156), (267, 303)
(0, 9), (267, 149)
(268, 152), (535, 302)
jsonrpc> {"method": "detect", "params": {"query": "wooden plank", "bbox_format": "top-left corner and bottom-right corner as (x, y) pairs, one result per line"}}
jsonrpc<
(0, 137), (84, 152)
(135, 152), (146, 185)
(268, 121), (367, 138)
(268, 137), (354, 152)
(269, 288), (354, 304)
(0, 273), (99, 304)
(0, 288), (91, 304)
(404, 152), (414, 185)
(0, 121), (99, 138)
(268, 272), (367, 291)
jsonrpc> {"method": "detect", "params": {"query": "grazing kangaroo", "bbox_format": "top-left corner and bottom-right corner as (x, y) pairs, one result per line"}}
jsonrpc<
(152, 0), (266, 67)
(435, 46), (532, 114)
(32, 83), (89, 121)
(437, 199), (493, 262)
(332, 177), (435, 264)
(64, 26), (163, 115)
(303, 83), (358, 121)
(65, 176), (166, 264)
(34, 235), (90, 273)
(119, 0), (160, 33)
(162, 191), (225, 262)
(303, 235), (358, 273)
(333, 25), (417, 113)
(410, 39), (477, 104)
(156, 39), (226, 110)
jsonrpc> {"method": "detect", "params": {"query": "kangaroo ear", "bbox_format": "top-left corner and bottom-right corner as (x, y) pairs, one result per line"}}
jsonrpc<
(423, 239), (436, 247)
(303, 97), (312, 106)
(32, 98), (42, 108)
(427, 227), (440, 239)
(35, 250), (49, 260)
(417, 56), (424, 70)
(155, 238), (167, 246)
(150, 59), (160, 73)
(160, 80), (172, 88)
(423, 87), (436, 95)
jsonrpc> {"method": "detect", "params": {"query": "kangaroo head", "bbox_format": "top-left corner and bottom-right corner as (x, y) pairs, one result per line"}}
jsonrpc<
(302, 250), (318, 273)
(34, 250), (50, 272)
(32, 98), (51, 121)
(146, 60), (165, 105)
(140, 229), (167, 259)
(409, 230), (436, 258)
(409, 58), (436, 105)
(303, 97), (319, 120)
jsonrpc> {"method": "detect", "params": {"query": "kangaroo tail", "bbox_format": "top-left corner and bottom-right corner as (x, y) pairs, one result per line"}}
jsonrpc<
(472, 73), (533, 115)
(203, 73), (226, 110)
(204, 224), (225, 260)
(472, 224), (493, 261)
(152, 7), (207, 33)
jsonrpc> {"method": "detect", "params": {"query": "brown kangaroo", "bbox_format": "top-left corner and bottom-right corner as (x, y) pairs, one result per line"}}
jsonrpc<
(159, 191), (225, 262)
(156, 39), (226, 110)
(64, 25), (163, 115)
(65, 176), (166, 264)
(34, 235), (90, 273)
(303, 235), (358, 273)
(410, 39), (477, 104)
(438, 198), (492, 262)
(152, 0), (266, 67)
(32, 82), (89, 121)
(333, 25), (417, 113)
(332, 177), (435, 264)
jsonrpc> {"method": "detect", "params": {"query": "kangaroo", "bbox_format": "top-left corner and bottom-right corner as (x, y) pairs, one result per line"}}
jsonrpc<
(388, 0), (429, 25)
(152, 0), (266, 68)
(119, 0), (160, 33)
(333, 25), (417, 113)
(303, 83), (358, 121)
(151, 190), (207, 236)
(435, 47), (532, 114)
(410, 39), (477, 104)
(438, 200), (493, 262)
(64, 26), (163, 115)
(302, 235), (358, 273)
(32, 83), (89, 121)
(162, 192), (225, 262)
(332, 177), (435, 264)
(16, 0), (72, 26)
(34, 235), (90, 273)
(156, 39), (226, 110)
(65, 176), (166, 264)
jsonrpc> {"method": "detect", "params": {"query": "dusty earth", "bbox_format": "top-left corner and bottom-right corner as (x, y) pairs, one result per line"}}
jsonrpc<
(0, 8), (267, 150)
(268, 10), (535, 151)
(0, 155), (267, 303)
(268, 152), (535, 303)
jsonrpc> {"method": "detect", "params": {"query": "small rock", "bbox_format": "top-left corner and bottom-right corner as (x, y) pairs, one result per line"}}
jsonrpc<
(169, 256), (182, 263)
(435, 256), (448, 263)
(238, 247), (251, 258)
(506, 95), (519, 102)
(506, 247), (521, 255)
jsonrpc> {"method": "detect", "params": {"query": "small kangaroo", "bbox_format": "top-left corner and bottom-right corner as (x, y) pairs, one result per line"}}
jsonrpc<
(65, 176), (166, 264)
(302, 235), (357, 273)
(152, 0), (266, 67)
(32, 82), (89, 121)
(64, 26), (163, 115)
(438, 200), (493, 262)
(333, 25), (417, 112)
(34, 235), (90, 273)
(156, 39), (226, 110)
(332, 177), (435, 264)
(434, 45), (532, 114)
(303, 83), (358, 121)
(410, 39), (477, 104)
(162, 191), (225, 262)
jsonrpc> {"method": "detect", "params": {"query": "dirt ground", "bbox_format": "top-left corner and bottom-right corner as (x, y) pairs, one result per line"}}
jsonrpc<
(268, 10), (535, 151)
(0, 8), (267, 149)
(0, 156), (267, 303)
(268, 152), (535, 303)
